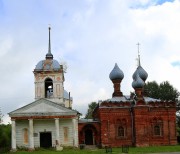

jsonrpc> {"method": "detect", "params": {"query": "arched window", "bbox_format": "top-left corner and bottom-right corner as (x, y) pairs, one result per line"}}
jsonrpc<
(154, 125), (161, 136)
(23, 128), (28, 144)
(152, 117), (163, 136)
(118, 126), (124, 137)
(45, 78), (53, 98)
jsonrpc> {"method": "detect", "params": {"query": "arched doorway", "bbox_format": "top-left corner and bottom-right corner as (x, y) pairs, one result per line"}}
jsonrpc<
(85, 129), (93, 145)
(79, 124), (99, 145)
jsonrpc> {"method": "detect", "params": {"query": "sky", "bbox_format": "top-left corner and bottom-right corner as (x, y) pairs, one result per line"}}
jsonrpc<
(0, 0), (180, 124)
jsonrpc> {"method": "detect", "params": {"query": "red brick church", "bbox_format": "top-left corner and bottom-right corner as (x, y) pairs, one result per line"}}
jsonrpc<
(78, 59), (177, 147)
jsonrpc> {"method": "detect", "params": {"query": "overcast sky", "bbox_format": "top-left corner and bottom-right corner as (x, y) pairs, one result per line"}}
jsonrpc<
(1, 0), (180, 123)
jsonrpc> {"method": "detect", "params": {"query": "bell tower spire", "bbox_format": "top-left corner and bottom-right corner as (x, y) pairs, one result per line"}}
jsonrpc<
(34, 27), (67, 106)
(137, 42), (141, 66)
(46, 26), (53, 59)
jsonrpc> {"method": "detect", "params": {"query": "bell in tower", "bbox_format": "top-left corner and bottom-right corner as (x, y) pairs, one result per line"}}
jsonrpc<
(33, 27), (69, 106)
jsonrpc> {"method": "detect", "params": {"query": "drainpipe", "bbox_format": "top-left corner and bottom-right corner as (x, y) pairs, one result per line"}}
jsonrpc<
(108, 120), (110, 145)
(130, 105), (135, 146)
(167, 107), (170, 145)
(107, 108), (110, 145)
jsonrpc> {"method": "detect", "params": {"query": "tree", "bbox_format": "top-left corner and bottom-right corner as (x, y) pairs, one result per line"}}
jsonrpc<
(144, 81), (179, 101)
(0, 124), (11, 152)
(144, 81), (159, 99)
(144, 81), (180, 130)
(85, 102), (98, 119)
(0, 108), (3, 124)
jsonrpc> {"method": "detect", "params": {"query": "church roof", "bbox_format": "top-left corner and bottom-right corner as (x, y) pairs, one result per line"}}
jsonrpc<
(104, 96), (132, 102)
(9, 98), (77, 117)
(34, 59), (61, 71)
(99, 96), (164, 106)
(78, 119), (99, 123)
(144, 97), (161, 102)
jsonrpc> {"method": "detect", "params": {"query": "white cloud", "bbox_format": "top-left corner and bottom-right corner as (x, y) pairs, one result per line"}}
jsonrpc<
(0, 37), (13, 56)
(1, 0), (180, 123)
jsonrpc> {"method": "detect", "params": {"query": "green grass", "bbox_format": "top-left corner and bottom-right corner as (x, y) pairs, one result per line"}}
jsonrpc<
(3, 145), (180, 154)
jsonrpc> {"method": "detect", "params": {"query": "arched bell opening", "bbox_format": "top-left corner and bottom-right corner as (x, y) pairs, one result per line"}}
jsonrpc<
(45, 78), (53, 98)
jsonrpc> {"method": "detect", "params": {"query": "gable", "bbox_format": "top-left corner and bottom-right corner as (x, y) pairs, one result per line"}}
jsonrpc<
(22, 102), (66, 113)
(9, 98), (77, 117)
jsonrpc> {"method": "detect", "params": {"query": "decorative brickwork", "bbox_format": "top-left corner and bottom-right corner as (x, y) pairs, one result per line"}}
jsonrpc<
(90, 100), (177, 147)
(78, 63), (177, 147)
(78, 122), (101, 146)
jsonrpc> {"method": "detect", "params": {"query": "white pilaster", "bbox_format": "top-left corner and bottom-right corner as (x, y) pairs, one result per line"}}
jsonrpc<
(29, 119), (34, 150)
(72, 118), (78, 147)
(55, 118), (60, 145)
(11, 119), (16, 151)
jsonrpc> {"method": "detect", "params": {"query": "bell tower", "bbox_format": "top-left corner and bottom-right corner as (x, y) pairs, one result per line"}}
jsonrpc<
(33, 27), (65, 105)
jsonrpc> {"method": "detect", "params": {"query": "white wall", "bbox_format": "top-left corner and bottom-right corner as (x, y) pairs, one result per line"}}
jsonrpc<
(15, 118), (78, 148)
(16, 120), (29, 148)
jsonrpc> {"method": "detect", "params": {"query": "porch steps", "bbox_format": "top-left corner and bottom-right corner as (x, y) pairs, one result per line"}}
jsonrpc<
(85, 145), (98, 150)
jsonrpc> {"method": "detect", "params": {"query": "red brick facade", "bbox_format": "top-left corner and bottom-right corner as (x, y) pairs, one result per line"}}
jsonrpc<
(78, 63), (177, 147)
(78, 98), (177, 147)
(78, 121), (101, 146)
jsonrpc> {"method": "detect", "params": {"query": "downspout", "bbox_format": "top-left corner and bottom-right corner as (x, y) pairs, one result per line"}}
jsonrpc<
(130, 107), (134, 146)
(107, 108), (110, 145)
(130, 104), (135, 146)
(167, 107), (170, 145)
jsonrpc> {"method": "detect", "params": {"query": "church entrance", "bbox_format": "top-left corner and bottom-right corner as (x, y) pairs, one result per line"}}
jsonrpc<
(79, 124), (100, 146)
(40, 132), (52, 148)
(85, 129), (93, 145)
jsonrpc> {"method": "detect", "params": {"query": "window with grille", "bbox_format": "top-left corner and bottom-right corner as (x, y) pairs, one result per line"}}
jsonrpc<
(152, 117), (163, 137)
(154, 125), (161, 136)
(118, 126), (125, 137)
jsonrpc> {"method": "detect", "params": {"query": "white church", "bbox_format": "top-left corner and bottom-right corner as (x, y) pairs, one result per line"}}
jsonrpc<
(9, 27), (79, 151)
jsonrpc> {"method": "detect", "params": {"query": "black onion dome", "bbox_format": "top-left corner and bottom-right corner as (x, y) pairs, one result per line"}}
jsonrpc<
(109, 63), (124, 80)
(132, 73), (145, 89)
(133, 66), (148, 81)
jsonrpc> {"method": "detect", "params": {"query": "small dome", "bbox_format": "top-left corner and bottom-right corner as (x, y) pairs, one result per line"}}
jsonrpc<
(109, 63), (124, 80)
(64, 90), (72, 100)
(35, 59), (61, 71)
(132, 73), (145, 89)
(132, 66), (148, 81)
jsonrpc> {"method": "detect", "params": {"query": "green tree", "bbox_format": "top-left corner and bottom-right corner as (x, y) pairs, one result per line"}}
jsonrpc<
(85, 102), (98, 119)
(144, 81), (180, 130)
(0, 108), (3, 124)
(0, 124), (11, 149)
(144, 81), (179, 101)
(144, 81), (159, 99)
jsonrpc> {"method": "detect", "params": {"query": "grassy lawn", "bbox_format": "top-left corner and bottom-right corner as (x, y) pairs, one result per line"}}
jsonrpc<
(3, 145), (180, 154)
